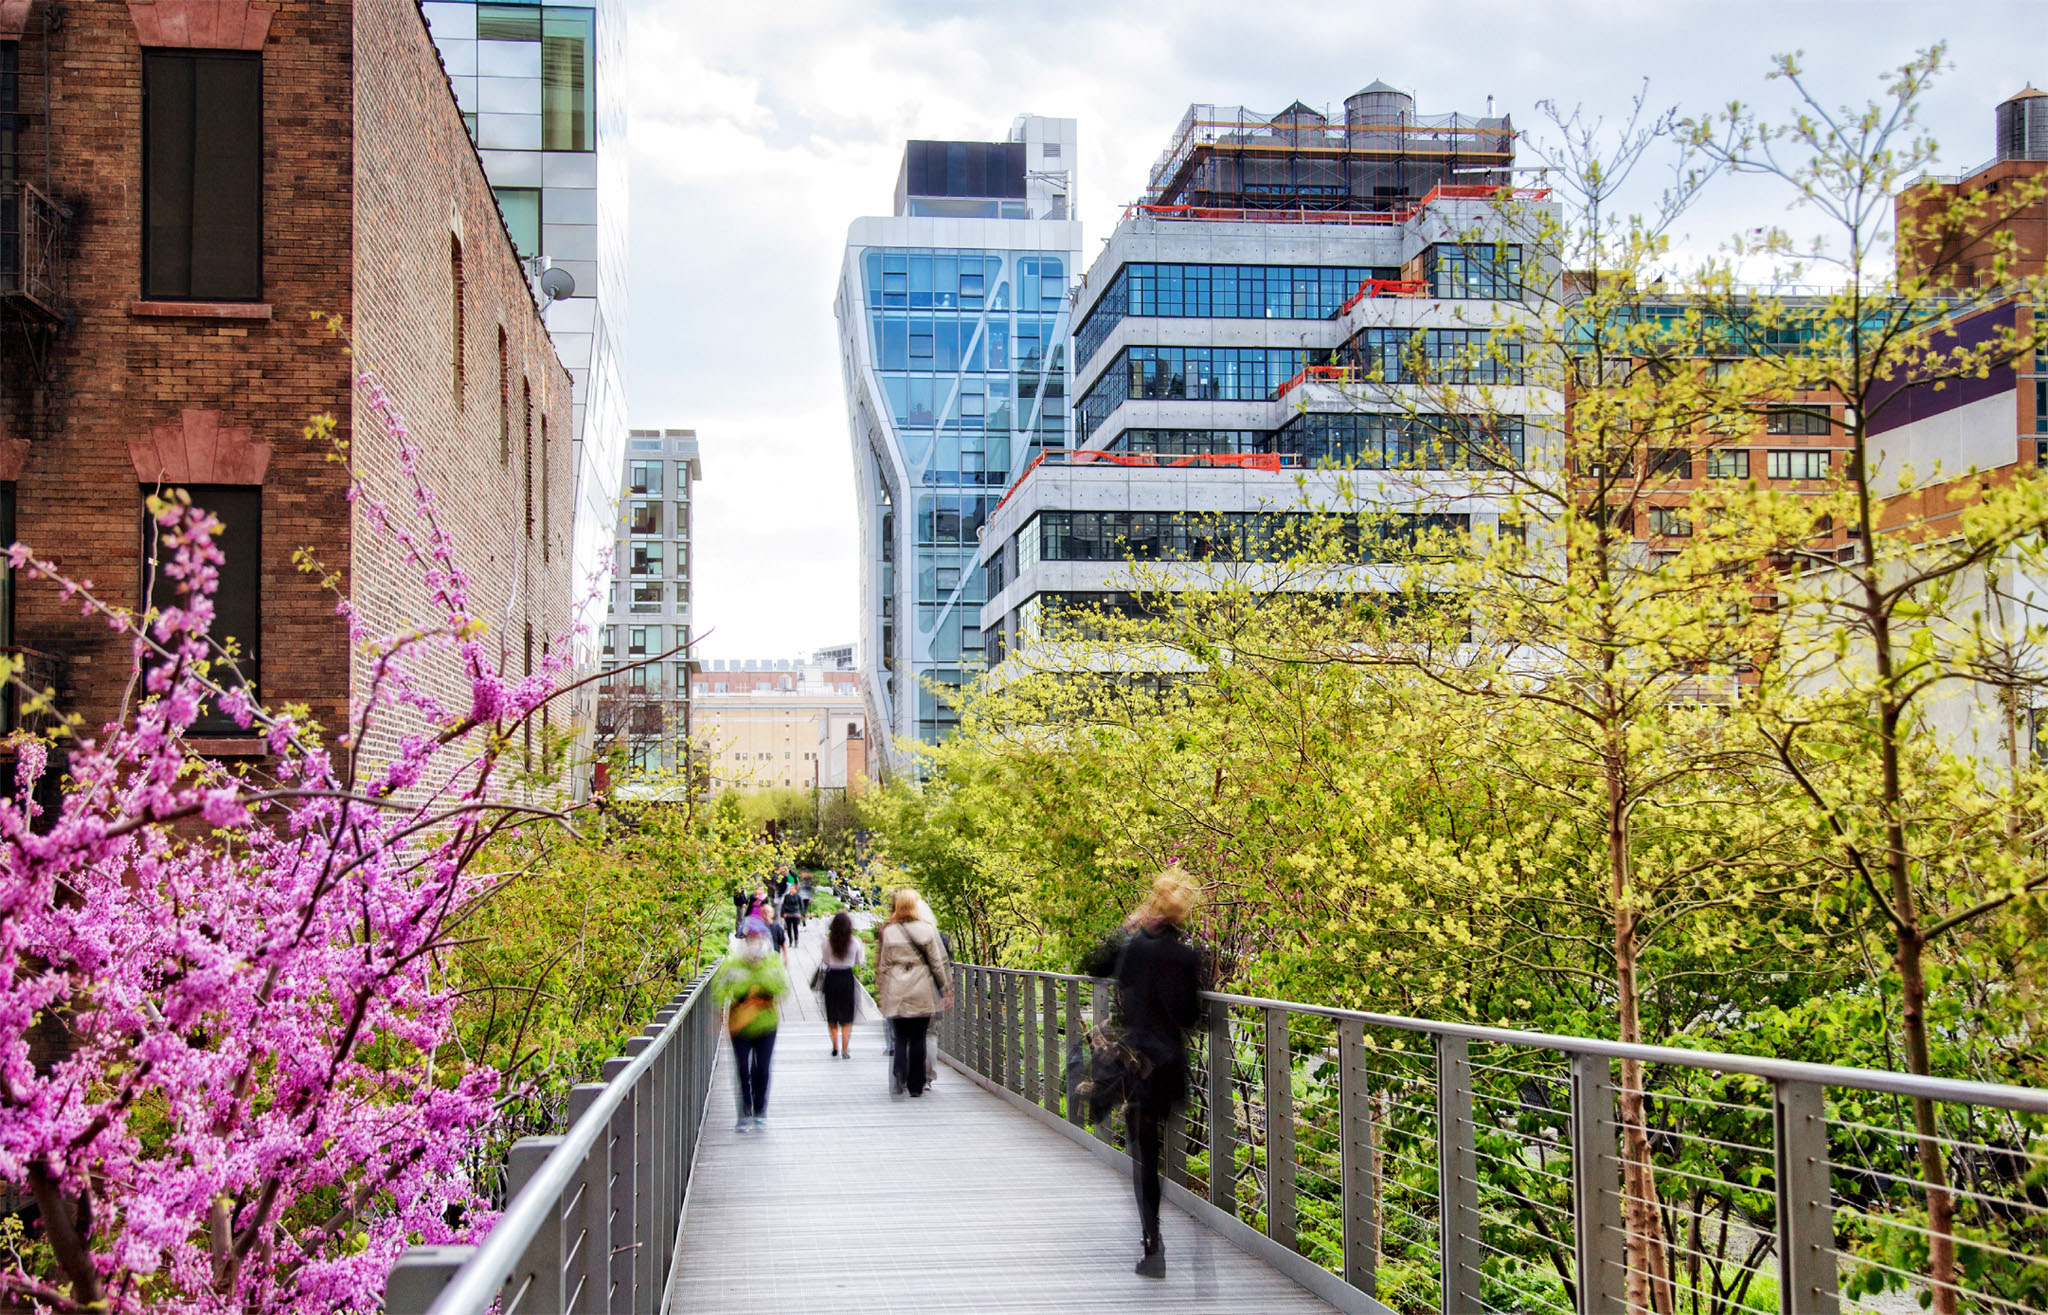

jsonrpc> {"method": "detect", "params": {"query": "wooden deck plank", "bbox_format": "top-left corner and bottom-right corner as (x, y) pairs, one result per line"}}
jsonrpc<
(666, 920), (1336, 1313)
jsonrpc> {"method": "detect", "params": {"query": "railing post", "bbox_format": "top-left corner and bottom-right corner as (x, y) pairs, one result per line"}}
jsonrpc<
(383, 1245), (477, 1314)
(1007, 973), (1021, 1094)
(1064, 979), (1085, 1128)
(1569, 1052), (1627, 1315)
(1092, 977), (1114, 1144)
(973, 969), (989, 1078)
(566, 1082), (611, 1313)
(502, 1136), (565, 1312)
(1338, 1016), (1376, 1295)
(1041, 976), (1059, 1112)
(1773, 1080), (1838, 1315)
(1263, 1005), (1296, 1251)
(1208, 1004), (1235, 1211)
(1436, 1035), (1482, 1315)
(622, 1036), (657, 1305)
(601, 1054), (637, 1315)
(1024, 974), (1041, 1104)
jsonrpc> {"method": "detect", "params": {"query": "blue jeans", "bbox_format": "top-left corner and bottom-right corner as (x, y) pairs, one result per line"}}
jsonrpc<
(732, 1030), (776, 1117)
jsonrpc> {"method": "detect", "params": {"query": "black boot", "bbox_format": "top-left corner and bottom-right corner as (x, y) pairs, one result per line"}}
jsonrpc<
(1134, 1236), (1165, 1278)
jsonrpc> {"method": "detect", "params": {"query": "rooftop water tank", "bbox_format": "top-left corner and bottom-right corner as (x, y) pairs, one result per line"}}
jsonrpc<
(1346, 80), (1413, 148)
(1996, 87), (2048, 162)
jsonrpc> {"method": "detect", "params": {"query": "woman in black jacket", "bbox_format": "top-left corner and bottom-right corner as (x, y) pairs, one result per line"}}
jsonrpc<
(1110, 866), (1206, 1278)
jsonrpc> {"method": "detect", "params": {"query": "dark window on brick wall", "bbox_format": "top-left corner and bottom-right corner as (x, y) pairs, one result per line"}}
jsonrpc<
(522, 379), (534, 538)
(450, 235), (465, 405)
(141, 486), (260, 734)
(498, 328), (511, 464)
(142, 51), (261, 301)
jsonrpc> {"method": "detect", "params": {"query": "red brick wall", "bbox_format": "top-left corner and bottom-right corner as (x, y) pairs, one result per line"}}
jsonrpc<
(351, 1), (573, 771)
(1, 1), (572, 781)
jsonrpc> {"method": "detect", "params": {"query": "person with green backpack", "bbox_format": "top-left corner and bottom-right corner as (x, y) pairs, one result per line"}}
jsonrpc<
(713, 916), (789, 1132)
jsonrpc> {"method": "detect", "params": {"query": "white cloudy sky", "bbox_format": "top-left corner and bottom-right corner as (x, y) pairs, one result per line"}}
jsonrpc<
(621, 0), (2041, 662)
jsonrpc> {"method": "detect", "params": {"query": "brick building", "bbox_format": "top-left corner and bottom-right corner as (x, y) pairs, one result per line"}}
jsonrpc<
(0, 0), (575, 774)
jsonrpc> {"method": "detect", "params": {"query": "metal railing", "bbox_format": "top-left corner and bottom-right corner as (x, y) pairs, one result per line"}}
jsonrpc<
(942, 964), (2048, 1315)
(383, 970), (723, 1314)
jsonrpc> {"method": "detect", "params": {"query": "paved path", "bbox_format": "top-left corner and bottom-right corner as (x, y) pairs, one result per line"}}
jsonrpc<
(666, 918), (1336, 1313)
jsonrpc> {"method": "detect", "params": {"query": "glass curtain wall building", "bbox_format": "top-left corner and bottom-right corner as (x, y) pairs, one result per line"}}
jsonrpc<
(835, 116), (1081, 769)
(975, 87), (1559, 671)
(423, 0), (629, 684)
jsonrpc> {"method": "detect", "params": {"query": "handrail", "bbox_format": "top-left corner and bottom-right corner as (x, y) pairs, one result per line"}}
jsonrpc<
(991, 449), (1299, 515)
(384, 968), (724, 1314)
(1123, 184), (1553, 229)
(962, 965), (2048, 1114)
(943, 962), (2048, 1315)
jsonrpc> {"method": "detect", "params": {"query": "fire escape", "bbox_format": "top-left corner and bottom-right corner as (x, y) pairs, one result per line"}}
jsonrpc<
(0, 27), (70, 737)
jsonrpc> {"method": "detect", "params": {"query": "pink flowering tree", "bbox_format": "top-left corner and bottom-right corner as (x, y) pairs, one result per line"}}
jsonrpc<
(0, 374), (578, 1313)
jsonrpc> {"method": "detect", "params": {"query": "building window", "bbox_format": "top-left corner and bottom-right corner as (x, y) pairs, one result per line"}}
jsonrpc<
(631, 542), (663, 576)
(540, 8), (594, 151)
(1648, 448), (1692, 479)
(1648, 507), (1693, 537)
(629, 500), (661, 535)
(1426, 243), (1523, 300)
(494, 187), (540, 257)
(522, 379), (533, 538)
(627, 626), (648, 656)
(1764, 407), (1831, 436)
(1706, 448), (1750, 479)
(1767, 449), (1831, 480)
(449, 235), (465, 403)
(497, 329), (511, 465)
(540, 416), (550, 561)
(629, 460), (662, 497)
(142, 51), (262, 301)
(141, 486), (259, 734)
(630, 581), (663, 613)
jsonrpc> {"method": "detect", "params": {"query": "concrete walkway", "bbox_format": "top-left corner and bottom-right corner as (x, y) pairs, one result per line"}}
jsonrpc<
(665, 917), (1336, 1313)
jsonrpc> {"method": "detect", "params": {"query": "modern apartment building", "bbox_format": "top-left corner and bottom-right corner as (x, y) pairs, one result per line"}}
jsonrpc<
(691, 657), (869, 794)
(597, 428), (700, 780)
(0, 0), (574, 776)
(834, 116), (1082, 768)
(422, 0), (629, 658)
(977, 87), (1555, 669)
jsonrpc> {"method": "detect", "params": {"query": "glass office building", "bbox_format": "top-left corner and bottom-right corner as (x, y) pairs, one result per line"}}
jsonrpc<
(834, 116), (1081, 768)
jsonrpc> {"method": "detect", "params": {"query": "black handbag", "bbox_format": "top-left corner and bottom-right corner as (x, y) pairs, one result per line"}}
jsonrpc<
(1064, 1025), (1153, 1126)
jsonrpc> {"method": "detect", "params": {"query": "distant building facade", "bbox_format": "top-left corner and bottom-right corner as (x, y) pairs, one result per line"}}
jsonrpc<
(835, 115), (1082, 768)
(598, 428), (699, 781)
(0, 0), (573, 777)
(978, 87), (1553, 671)
(692, 657), (869, 793)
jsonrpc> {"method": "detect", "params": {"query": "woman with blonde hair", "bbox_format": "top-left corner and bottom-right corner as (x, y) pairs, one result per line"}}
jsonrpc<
(1114, 864), (1206, 1277)
(874, 887), (950, 1098)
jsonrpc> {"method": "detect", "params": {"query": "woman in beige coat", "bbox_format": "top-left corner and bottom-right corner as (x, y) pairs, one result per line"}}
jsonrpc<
(875, 888), (951, 1097)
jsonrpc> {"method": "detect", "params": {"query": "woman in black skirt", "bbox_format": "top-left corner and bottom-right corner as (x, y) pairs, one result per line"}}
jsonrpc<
(819, 912), (865, 1058)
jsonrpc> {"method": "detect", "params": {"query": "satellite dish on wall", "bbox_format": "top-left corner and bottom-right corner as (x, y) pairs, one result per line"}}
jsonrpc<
(539, 265), (577, 304)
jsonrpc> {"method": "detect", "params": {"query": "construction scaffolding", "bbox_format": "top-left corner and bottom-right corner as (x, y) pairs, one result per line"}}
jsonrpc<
(1145, 85), (1515, 212)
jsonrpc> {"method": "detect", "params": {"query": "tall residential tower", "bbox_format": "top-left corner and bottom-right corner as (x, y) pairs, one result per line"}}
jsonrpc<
(835, 116), (1082, 768)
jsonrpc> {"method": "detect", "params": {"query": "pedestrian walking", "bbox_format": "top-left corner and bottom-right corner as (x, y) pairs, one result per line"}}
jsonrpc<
(779, 884), (804, 948)
(712, 917), (788, 1132)
(817, 911), (865, 1058)
(798, 873), (815, 917)
(875, 888), (950, 1098)
(1109, 865), (1206, 1278)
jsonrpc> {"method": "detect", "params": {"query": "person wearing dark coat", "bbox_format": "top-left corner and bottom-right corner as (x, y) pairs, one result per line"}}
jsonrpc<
(1109, 866), (1206, 1279)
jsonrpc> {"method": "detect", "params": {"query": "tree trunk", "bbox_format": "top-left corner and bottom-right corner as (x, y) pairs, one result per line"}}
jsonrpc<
(1610, 751), (1675, 1315)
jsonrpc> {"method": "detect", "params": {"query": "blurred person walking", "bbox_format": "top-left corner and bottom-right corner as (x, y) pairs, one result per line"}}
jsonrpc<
(1110, 866), (1206, 1277)
(713, 917), (788, 1131)
(817, 911), (865, 1058)
(875, 889), (950, 1098)
(779, 884), (805, 948)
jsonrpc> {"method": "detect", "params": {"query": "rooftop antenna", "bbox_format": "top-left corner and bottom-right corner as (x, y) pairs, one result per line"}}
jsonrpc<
(1486, 94), (1495, 117)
